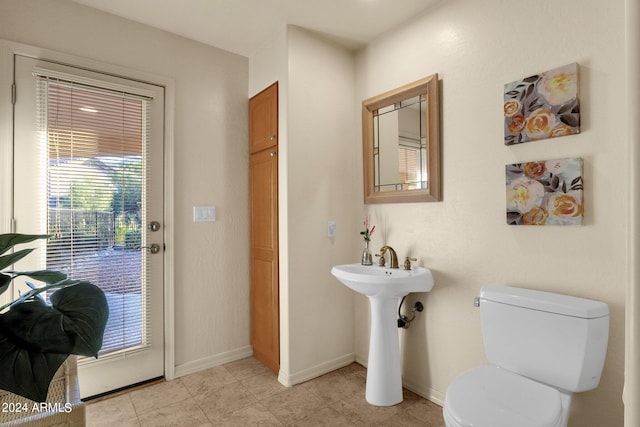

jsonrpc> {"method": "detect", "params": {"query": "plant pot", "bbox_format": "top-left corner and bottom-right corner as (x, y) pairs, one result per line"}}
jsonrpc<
(0, 356), (85, 426)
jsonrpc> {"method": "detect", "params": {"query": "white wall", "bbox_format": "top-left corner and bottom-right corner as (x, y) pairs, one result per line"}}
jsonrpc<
(355, 0), (626, 425)
(249, 26), (360, 385)
(0, 0), (251, 375)
(286, 27), (359, 379)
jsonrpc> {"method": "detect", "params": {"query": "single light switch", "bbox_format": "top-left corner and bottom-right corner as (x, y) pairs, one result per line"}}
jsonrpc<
(328, 221), (336, 238)
(194, 206), (216, 222)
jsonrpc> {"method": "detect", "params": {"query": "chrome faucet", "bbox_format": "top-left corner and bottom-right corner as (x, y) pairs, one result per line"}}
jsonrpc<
(379, 245), (399, 269)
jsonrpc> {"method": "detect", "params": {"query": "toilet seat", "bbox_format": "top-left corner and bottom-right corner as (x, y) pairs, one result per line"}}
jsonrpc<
(443, 365), (563, 427)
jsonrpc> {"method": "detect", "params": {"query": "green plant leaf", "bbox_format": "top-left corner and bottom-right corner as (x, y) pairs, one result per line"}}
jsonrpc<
(0, 279), (80, 312)
(0, 234), (108, 402)
(6, 269), (68, 284)
(50, 282), (109, 356)
(0, 273), (10, 297)
(0, 248), (35, 271)
(0, 282), (108, 357)
(0, 340), (68, 402)
(0, 234), (50, 256)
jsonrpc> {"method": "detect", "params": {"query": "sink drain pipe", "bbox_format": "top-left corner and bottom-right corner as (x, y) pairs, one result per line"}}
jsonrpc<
(397, 296), (424, 329)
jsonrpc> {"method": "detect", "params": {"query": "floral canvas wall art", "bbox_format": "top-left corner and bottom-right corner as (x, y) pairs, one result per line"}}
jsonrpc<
(504, 63), (580, 145)
(506, 157), (583, 226)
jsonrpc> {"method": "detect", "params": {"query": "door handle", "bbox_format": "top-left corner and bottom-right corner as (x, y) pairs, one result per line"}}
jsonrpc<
(138, 243), (161, 254)
(148, 221), (161, 232)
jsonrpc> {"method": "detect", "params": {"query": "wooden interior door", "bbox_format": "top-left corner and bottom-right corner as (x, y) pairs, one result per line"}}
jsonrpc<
(249, 82), (279, 374)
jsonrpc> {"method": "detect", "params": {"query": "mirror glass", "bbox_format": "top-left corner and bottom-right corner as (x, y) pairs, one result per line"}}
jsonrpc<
(373, 95), (427, 192)
(363, 74), (440, 203)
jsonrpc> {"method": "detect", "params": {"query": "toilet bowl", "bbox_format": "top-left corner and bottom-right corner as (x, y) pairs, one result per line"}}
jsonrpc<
(442, 285), (609, 427)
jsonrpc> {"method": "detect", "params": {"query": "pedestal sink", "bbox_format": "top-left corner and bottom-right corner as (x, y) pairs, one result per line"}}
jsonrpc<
(331, 263), (434, 406)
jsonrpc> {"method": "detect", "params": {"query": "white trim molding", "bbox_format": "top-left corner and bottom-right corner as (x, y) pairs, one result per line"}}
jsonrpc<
(278, 353), (356, 387)
(0, 42), (15, 236)
(625, 0), (640, 424)
(402, 375), (445, 407)
(174, 346), (254, 378)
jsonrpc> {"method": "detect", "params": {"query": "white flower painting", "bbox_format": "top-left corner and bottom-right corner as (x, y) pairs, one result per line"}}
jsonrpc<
(506, 157), (583, 226)
(504, 63), (580, 145)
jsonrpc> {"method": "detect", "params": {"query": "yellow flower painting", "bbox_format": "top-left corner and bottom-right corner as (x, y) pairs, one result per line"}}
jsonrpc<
(506, 157), (583, 225)
(504, 63), (579, 145)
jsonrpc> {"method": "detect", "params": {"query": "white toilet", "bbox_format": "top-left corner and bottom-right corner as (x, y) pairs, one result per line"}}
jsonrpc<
(443, 285), (609, 427)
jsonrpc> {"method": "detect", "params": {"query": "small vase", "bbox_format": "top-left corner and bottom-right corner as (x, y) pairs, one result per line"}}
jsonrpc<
(361, 240), (373, 265)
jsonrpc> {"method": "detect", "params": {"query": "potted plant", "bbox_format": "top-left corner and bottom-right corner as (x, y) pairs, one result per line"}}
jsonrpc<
(0, 233), (109, 404)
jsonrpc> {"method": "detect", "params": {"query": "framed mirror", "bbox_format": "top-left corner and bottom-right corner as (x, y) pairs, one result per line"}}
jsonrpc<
(362, 74), (440, 204)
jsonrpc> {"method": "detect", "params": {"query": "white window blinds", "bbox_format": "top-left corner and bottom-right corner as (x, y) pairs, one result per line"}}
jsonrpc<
(398, 145), (427, 190)
(35, 70), (153, 357)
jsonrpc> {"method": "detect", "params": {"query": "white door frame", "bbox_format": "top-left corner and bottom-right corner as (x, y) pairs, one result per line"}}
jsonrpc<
(0, 39), (176, 382)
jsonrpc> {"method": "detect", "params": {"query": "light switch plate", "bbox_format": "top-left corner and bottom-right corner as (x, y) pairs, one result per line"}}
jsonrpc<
(327, 221), (336, 238)
(194, 206), (216, 222)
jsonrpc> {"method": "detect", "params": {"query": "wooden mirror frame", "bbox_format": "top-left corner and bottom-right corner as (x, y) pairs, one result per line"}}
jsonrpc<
(362, 74), (440, 204)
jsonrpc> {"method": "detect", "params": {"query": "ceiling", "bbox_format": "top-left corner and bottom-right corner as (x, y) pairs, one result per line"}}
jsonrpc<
(71, 0), (442, 57)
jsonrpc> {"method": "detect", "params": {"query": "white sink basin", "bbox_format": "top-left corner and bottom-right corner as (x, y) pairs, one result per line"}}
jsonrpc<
(331, 264), (434, 297)
(331, 263), (435, 406)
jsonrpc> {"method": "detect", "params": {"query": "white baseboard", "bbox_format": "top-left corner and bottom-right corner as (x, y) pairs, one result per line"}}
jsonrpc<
(173, 346), (253, 378)
(278, 353), (356, 387)
(402, 375), (445, 406)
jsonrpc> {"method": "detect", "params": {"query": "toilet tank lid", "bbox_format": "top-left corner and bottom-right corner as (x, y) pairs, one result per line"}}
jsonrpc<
(480, 285), (609, 319)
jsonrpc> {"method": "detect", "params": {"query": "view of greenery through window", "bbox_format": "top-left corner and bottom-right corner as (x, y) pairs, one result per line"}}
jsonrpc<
(48, 157), (142, 247)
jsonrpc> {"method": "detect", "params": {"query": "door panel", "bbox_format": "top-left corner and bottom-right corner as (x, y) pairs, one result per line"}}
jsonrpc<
(250, 148), (279, 374)
(249, 83), (279, 374)
(13, 55), (164, 397)
(249, 83), (278, 154)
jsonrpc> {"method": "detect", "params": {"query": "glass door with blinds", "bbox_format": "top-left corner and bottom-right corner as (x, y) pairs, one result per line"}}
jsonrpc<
(12, 55), (165, 398)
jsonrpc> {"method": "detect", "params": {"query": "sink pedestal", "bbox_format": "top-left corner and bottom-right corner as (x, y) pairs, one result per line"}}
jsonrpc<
(330, 263), (434, 407)
(366, 295), (403, 406)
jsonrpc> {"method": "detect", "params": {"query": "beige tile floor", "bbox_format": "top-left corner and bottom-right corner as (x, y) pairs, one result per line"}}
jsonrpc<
(85, 357), (445, 426)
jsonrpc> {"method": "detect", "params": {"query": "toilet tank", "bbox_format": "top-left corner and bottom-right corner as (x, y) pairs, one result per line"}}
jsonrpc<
(479, 285), (609, 392)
